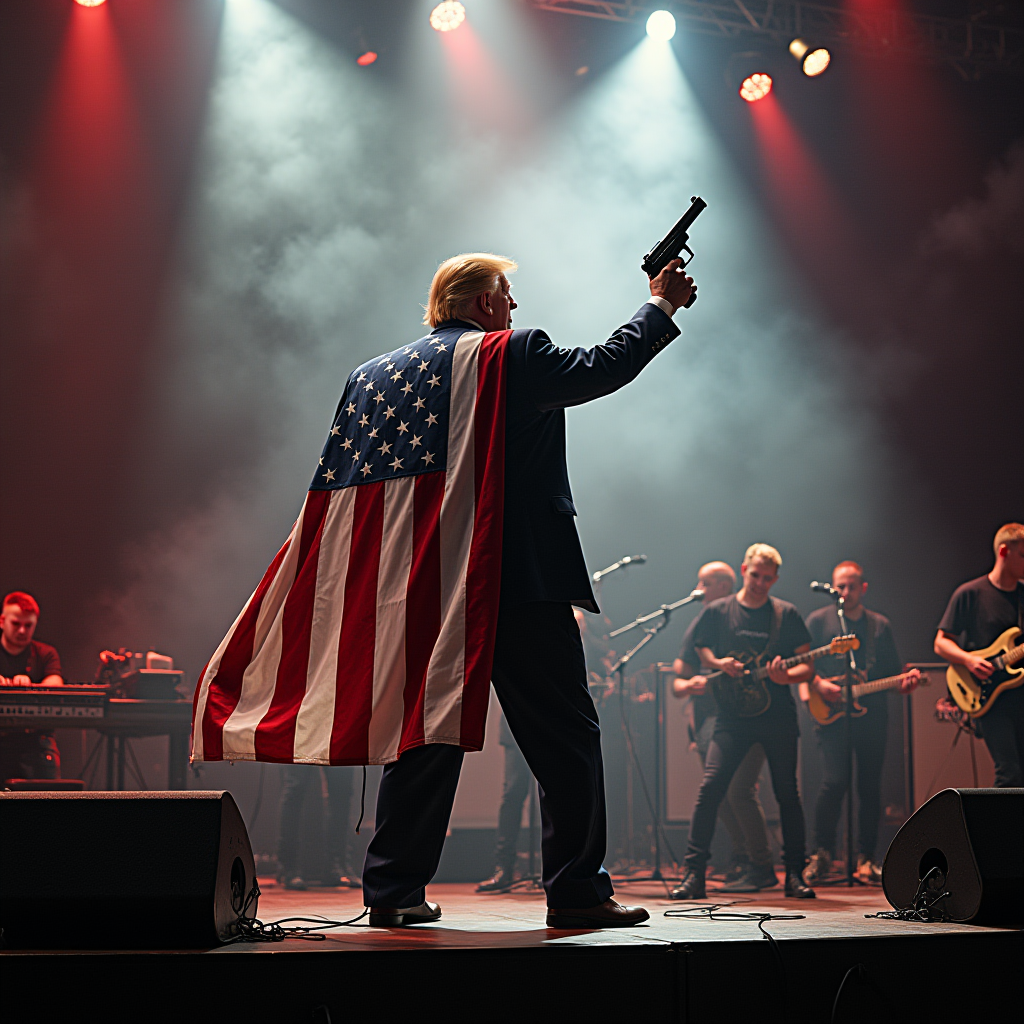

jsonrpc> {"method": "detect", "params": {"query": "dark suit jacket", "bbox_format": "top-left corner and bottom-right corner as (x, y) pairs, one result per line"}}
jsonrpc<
(432, 302), (679, 612)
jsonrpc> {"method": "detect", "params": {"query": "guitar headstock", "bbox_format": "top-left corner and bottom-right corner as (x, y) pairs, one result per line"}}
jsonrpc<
(828, 635), (860, 655)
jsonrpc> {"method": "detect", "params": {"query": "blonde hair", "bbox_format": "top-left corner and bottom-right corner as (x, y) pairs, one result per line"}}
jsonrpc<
(742, 543), (782, 570)
(423, 252), (518, 327)
(994, 523), (1024, 555)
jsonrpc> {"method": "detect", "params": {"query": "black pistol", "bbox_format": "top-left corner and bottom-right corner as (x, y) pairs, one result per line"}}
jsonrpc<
(641, 195), (707, 308)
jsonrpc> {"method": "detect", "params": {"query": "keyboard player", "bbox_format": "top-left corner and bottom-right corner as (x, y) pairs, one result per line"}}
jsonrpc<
(0, 592), (64, 783)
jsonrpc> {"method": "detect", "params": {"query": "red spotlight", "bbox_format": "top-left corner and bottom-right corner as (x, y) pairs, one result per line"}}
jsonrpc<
(74, 0), (107, 6)
(430, 2), (466, 33)
(356, 51), (378, 67)
(740, 73), (772, 103)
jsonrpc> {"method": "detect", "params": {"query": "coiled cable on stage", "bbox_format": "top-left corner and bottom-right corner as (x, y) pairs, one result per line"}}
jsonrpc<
(225, 879), (369, 943)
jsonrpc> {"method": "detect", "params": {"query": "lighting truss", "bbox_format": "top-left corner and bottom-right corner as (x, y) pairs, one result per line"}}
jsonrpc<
(523, 1), (1024, 78)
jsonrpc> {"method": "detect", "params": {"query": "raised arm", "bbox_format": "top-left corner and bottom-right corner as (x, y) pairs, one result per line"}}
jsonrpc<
(519, 261), (695, 411)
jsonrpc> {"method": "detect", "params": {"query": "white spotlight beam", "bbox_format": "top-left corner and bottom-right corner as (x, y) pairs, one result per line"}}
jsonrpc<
(524, 0), (1024, 78)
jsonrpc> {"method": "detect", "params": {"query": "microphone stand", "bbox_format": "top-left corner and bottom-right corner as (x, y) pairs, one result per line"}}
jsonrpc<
(815, 587), (865, 888)
(608, 591), (702, 882)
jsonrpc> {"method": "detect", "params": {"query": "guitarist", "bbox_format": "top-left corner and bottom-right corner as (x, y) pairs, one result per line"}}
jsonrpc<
(935, 523), (1024, 787)
(671, 562), (775, 892)
(672, 544), (816, 900)
(803, 562), (920, 886)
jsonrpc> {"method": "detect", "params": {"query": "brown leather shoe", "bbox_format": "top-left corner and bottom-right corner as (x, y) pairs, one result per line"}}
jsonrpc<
(546, 898), (650, 929)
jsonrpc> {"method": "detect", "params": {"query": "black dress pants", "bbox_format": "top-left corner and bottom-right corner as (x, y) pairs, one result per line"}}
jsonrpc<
(362, 601), (614, 910)
(812, 710), (887, 859)
(685, 716), (806, 875)
(494, 740), (532, 873)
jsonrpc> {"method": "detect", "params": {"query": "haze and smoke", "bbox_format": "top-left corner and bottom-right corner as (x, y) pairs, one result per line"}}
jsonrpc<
(103, 2), (896, 680)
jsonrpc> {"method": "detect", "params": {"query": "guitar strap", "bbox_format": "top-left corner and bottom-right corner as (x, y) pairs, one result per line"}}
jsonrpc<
(859, 609), (877, 676)
(765, 597), (784, 660)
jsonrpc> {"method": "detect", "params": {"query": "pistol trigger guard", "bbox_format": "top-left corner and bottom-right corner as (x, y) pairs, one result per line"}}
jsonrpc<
(679, 245), (694, 268)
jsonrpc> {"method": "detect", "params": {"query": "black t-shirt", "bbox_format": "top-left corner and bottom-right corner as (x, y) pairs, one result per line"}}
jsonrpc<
(0, 640), (62, 684)
(806, 605), (902, 712)
(690, 596), (811, 723)
(0, 640), (62, 739)
(937, 576), (1024, 653)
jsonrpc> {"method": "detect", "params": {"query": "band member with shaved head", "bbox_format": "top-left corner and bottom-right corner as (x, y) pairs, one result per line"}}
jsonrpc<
(672, 561), (775, 892)
(803, 562), (920, 885)
(673, 544), (816, 900)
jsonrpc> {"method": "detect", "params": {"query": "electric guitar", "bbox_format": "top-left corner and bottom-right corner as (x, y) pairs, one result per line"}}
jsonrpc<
(705, 635), (859, 719)
(807, 669), (925, 725)
(945, 626), (1024, 718)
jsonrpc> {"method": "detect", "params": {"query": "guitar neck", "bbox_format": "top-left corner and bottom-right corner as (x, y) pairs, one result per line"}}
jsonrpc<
(998, 643), (1024, 670)
(851, 672), (911, 700)
(749, 643), (834, 681)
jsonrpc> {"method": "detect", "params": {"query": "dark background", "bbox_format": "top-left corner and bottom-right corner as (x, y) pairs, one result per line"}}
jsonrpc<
(1, 0), (1020, 686)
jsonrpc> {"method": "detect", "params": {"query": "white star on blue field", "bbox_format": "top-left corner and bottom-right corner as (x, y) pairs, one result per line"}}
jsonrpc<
(311, 337), (452, 490)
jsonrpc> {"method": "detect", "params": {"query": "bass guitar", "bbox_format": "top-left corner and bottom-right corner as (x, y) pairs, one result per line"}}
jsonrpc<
(945, 626), (1024, 718)
(706, 635), (859, 719)
(808, 669), (925, 726)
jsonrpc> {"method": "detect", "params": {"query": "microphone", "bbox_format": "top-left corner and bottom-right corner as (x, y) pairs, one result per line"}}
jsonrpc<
(810, 581), (838, 597)
(690, 588), (705, 601)
(621, 554), (647, 566)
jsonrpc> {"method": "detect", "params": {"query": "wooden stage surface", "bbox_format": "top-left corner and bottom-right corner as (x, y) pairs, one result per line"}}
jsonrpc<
(4, 878), (1021, 1023)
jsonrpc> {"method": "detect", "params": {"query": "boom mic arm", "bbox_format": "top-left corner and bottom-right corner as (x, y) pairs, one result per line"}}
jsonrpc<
(592, 554), (647, 584)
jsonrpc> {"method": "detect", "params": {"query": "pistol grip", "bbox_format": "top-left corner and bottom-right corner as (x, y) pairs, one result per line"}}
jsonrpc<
(683, 288), (697, 309)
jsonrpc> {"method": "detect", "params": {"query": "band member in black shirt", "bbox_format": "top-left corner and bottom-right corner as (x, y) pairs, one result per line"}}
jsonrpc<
(935, 523), (1024, 787)
(0, 592), (64, 782)
(672, 561), (775, 891)
(803, 562), (920, 885)
(673, 544), (816, 899)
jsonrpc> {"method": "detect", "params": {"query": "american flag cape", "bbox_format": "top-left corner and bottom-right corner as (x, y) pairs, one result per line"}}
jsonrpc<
(190, 328), (510, 765)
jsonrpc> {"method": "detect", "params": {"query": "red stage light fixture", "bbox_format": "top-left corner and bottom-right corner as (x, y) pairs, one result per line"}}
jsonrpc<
(74, 0), (107, 6)
(739, 73), (772, 103)
(789, 38), (831, 77)
(430, 1), (466, 33)
(356, 51), (378, 66)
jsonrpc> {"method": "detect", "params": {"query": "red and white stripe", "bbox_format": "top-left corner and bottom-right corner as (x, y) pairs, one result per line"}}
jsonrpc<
(191, 330), (509, 765)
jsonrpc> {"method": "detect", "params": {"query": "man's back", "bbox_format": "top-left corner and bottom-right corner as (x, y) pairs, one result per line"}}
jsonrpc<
(441, 302), (679, 611)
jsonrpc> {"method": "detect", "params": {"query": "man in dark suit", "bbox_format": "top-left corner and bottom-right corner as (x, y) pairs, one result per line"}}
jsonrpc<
(363, 252), (695, 928)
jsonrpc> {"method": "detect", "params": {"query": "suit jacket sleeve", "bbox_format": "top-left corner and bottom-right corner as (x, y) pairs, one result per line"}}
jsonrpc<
(514, 303), (680, 411)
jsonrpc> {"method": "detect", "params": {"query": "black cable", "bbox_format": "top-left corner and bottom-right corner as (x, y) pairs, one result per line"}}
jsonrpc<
(830, 963), (865, 1024)
(225, 878), (369, 943)
(864, 866), (951, 922)
(665, 900), (805, 1023)
(355, 766), (367, 834)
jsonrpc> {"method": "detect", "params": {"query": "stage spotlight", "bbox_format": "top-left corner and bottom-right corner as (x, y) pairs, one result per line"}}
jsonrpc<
(646, 10), (676, 42)
(739, 73), (772, 103)
(430, 1), (465, 33)
(74, 0), (107, 6)
(789, 38), (831, 77)
(356, 51), (378, 66)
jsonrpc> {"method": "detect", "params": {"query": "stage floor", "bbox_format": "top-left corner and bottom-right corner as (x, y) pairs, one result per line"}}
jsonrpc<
(240, 875), (997, 948)
(4, 878), (1020, 1023)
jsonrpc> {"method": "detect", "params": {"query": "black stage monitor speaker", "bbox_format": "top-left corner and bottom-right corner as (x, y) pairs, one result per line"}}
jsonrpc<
(0, 790), (256, 948)
(882, 787), (1023, 926)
